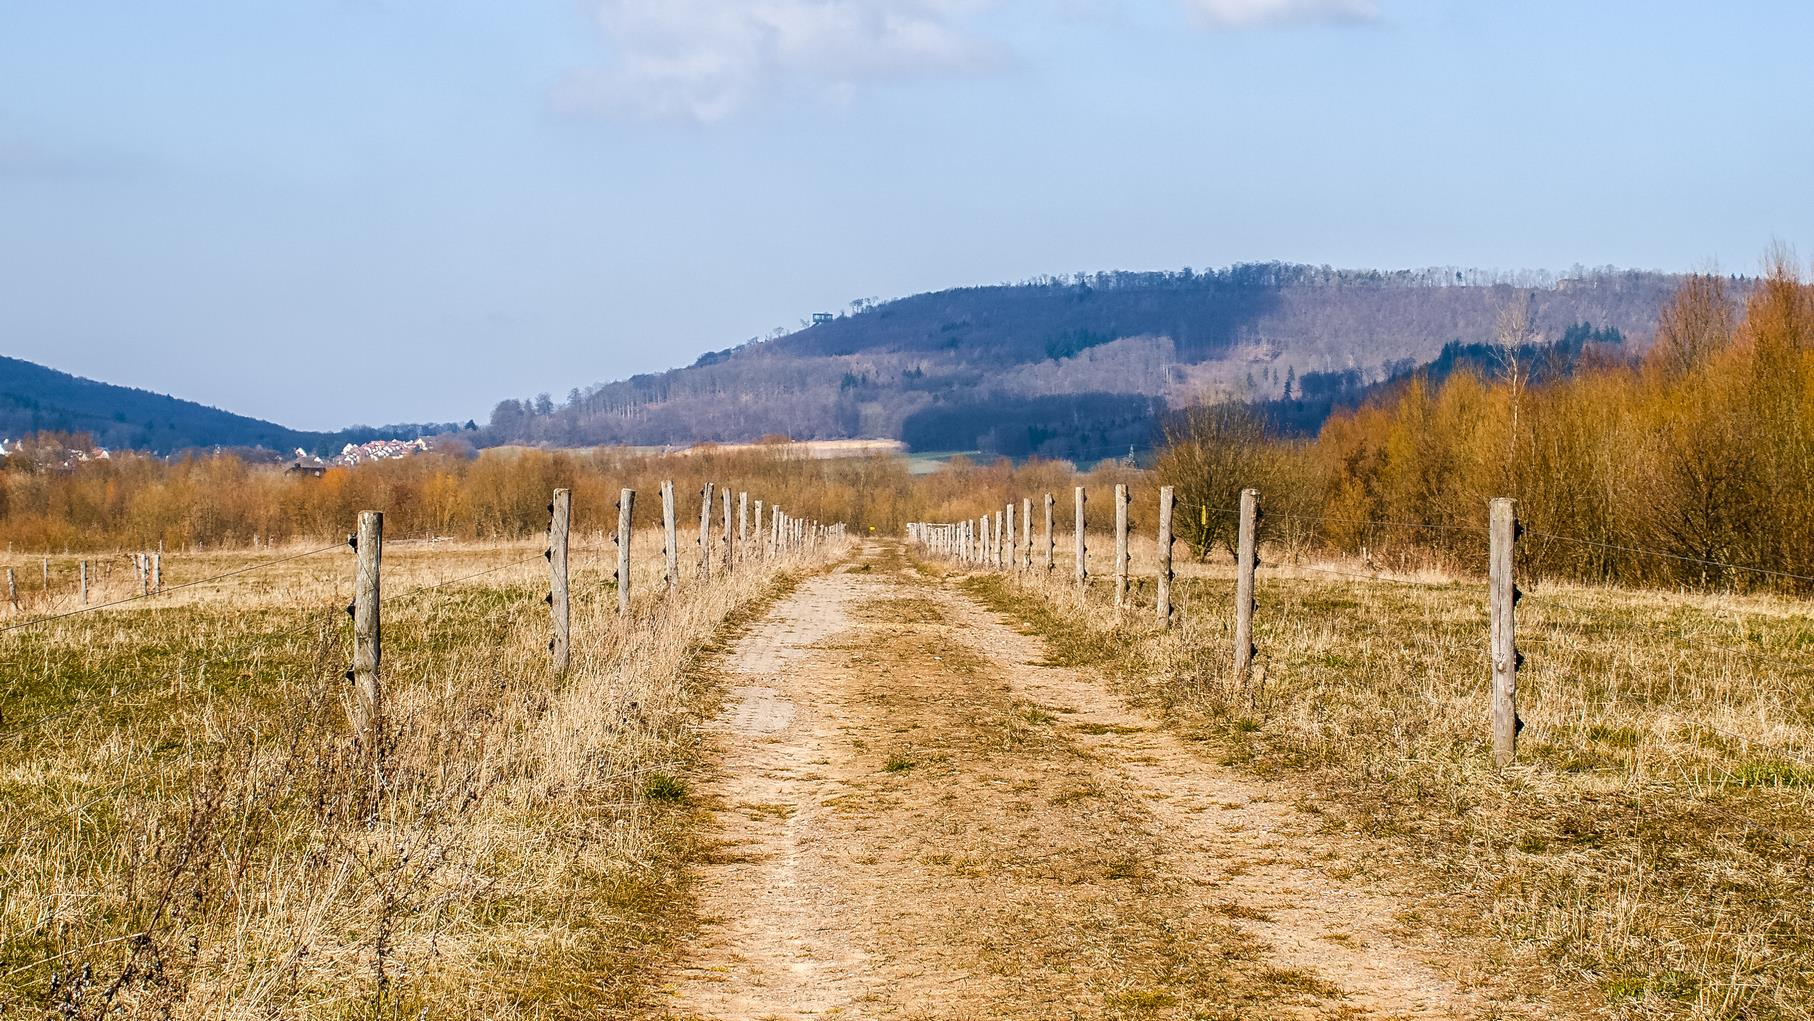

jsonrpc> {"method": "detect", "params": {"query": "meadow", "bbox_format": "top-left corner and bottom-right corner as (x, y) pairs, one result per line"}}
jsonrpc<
(1, 527), (846, 1018)
(961, 540), (1814, 1020)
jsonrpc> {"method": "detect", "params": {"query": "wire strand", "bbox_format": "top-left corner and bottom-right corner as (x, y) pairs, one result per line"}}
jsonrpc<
(0, 544), (344, 637)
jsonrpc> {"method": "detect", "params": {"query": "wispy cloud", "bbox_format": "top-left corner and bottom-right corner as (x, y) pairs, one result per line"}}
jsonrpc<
(555, 0), (1005, 123)
(556, 0), (1380, 123)
(1181, 0), (1378, 29)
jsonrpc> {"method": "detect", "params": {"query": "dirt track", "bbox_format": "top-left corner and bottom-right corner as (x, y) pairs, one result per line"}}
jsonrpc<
(659, 542), (1554, 1019)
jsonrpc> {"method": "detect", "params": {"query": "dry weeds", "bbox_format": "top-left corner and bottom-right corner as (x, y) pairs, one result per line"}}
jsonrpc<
(960, 543), (1814, 1020)
(0, 527), (849, 1018)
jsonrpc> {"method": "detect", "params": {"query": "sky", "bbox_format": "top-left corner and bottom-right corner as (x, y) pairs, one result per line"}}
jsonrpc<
(2, 1), (1810, 431)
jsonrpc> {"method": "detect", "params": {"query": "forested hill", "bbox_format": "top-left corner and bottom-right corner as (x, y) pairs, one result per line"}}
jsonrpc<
(487, 263), (1685, 459)
(0, 356), (458, 456)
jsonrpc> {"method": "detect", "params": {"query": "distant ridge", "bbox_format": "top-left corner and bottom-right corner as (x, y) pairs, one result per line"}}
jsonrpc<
(483, 262), (1687, 459)
(0, 356), (459, 456)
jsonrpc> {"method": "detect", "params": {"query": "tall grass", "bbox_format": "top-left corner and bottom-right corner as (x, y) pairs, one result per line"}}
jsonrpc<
(0, 528), (848, 1018)
(961, 543), (1814, 1019)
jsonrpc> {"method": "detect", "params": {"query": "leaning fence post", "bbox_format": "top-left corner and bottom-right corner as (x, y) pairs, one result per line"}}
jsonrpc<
(1113, 483), (1129, 608)
(1233, 488), (1259, 692)
(662, 480), (679, 592)
(79, 560), (88, 605)
(351, 510), (383, 752)
(1074, 487), (1088, 587)
(5, 567), (15, 610)
(549, 489), (571, 677)
(1490, 497), (1521, 767)
(1156, 486), (1174, 630)
(617, 488), (635, 614)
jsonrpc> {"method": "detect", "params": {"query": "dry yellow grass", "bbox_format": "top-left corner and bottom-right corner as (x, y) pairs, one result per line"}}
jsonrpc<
(1, 525), (850, 1018)
(958, 537), (1814, 1020)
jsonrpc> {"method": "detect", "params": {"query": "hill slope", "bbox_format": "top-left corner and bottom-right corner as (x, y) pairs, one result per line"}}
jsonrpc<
(0, 356), (458, 456)
(489, 263), (1683, 458)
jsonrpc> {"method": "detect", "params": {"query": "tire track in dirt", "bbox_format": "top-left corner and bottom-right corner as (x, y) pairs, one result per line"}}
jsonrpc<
(659, 543), (1557, 1019)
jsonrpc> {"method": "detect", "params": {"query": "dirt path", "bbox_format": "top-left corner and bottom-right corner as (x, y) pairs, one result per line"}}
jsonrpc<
(659, 543), (1554, 1020)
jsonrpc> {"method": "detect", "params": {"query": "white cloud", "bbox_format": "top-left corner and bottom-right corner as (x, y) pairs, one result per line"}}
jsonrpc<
(556, 0), (1004, 123)
(1182, 0), (1378, 28)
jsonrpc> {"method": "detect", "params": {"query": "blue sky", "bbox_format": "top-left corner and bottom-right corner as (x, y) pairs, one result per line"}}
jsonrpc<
(2, 0), (1809, 430)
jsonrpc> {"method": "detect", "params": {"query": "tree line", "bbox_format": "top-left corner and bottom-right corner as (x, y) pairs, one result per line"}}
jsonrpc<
(1157, 256), (1814, 591)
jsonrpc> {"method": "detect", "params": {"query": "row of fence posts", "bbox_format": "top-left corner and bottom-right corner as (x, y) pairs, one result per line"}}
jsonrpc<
(907, 488), (1524, 767)
(345, 482), (847, 755)
(4, 549), (165, 610)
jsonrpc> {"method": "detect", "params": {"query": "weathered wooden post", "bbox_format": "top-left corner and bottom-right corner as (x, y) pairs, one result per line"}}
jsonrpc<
(1006, 502), (1017, 575)
(151, 552), (161, 594)
(5, 567), (16, 610)
(1020, 498), (1032, 571)
(352, 510), (383, 751)
(617, 488), (635, 614)
(549, 489), (571, 677)
(739, 491), (749, 562)
(1073, 487), (1088, 587)
(138, 553), (149, 597)
(42, 557), (49, 592)
(698, 483), (714, 580)
(1233, 488), (1259, 692)
(662, 480), (679, 592)
(1113, 483), (1129, 608)
(993, 509), (1004, 568)
(1156, 486), (1174, 630)
(1490, 497), (1520, 768)
(1044, 496), (1059, 576)
(79, 560), (88, 605)
(722, 487), (733, 571)
(754, 500), (764, 558)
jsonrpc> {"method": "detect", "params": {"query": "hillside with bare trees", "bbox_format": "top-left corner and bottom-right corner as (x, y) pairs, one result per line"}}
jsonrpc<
(485, 263), (1685, 458)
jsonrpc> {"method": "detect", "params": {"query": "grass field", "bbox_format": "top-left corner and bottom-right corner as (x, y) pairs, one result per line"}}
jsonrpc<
(0, 531), (839, 1019)
(965, 547), (1814, 1019)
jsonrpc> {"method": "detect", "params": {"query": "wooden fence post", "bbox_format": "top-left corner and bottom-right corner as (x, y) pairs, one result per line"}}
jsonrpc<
(754, 500), (764, 558)
(1113, 483), (1129, 608)
(698, 483), (714, 580)
(1490, 497), (1520, 767)
(662, 480), (679, 592)
(352, 510), (383, 752)
(151, 552), (161, 594)
(1233, 488), (1259, 692)
(1042, 494), (1054, 573)
(722, 487), (733, 571)
(739, 492), (749, 563)
(6, 567), (15, 610)
(138, 553), (148, 597)
(550, 489), (571, 677)
(1006, 502), (1017, 574)
(1074, 487), (1088, 587)
(79, 560), (87, 605)
(1021, 498), (1032, 571)
(42, 557), (49, 592)
(994, 509), (1004, 568)
(1156, 486), (1174, 630)
(617, 488), (635, 614)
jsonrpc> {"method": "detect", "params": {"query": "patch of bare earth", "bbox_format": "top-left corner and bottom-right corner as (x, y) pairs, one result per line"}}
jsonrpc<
(660, 543), (1558, 1019)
